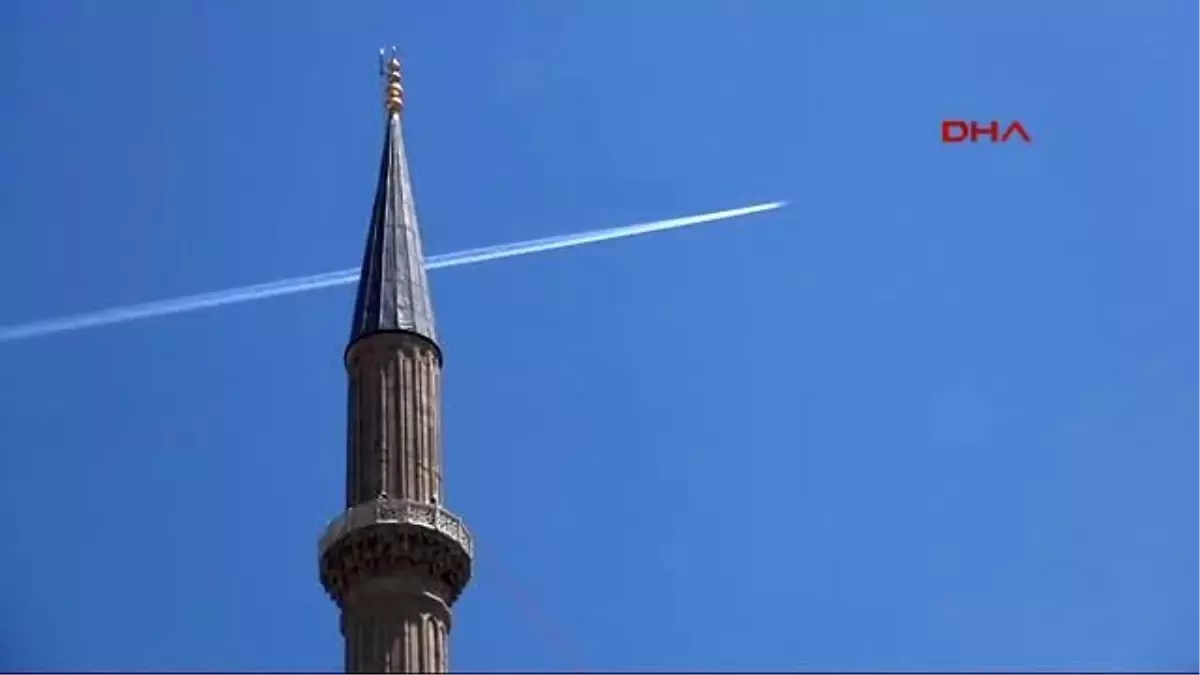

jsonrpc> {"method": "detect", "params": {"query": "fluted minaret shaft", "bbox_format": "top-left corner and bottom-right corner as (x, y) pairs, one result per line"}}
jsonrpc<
(320, 50), (472, 674)
(346, 336), (443, 508)
(342, 591), (450, 673)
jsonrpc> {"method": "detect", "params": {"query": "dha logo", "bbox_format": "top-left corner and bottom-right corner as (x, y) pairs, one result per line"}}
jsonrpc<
(942, 120), (1032, 144)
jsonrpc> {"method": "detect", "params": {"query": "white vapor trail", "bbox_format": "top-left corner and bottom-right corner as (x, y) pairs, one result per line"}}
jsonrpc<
(0, 201), (784, 343)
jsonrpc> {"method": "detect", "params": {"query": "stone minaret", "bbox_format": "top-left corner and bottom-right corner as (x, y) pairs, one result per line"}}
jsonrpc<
(319, 50), (473, 674)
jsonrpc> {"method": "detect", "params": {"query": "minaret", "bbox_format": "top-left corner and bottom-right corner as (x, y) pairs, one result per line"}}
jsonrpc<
(319, 50), (473, 674)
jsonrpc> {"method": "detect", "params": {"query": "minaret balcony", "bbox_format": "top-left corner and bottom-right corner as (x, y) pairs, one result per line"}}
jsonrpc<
(318, 497), (474, 608)
(319, 497), (473, 559)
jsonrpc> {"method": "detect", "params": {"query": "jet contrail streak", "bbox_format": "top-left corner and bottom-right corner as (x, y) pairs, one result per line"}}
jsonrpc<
(0, 201), (784, 343)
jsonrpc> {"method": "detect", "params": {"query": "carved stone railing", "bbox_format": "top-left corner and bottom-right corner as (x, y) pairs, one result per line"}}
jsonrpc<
(320, 497), (474, 559)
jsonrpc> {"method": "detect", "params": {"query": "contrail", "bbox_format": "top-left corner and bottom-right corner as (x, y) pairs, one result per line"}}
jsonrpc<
(0, 201), (784, 343)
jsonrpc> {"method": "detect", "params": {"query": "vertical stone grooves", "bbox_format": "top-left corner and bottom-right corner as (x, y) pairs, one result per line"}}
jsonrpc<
(414, 352), (423, 501)
(346, 385), (351, 503)
(417, 351), (429, 503)
(426, 356), (433, 502)
(400, 617), (411, 671)
(409, 617), (420, 669)
(378, 359), (387, 498)
(389, 356), (400, 499)
(360, 368), (370, 500)
(356, 374), (367, 503)
(405, 353), (415, 499)
(420, 616), (428, 671)
(400, 353), (412, 500)
(381, 359), (392, 497)
(429, 356), (437, 502)
(437, 615), (446, 671)
(388, 355), (398, 499)
(350, 378), (359, 505)
(376, 364), (385, 498)
(340, 580), (454, 671)
(409, 352), (419, 501)
(425, 614), (436, 669)
(438, 359), (444, 502)
(379, 358), (388, 498)
(420, 353), (429, 499)
(437, 356), (443, 503)
(408, 351), (418, 502)
(414, 351), (425, 503)
(433, 354), (442, 502)
(415, 615), (425, 671)
(346, 382), (356, 508)
(438, 614), (448, 671)
(348, 377), (357, 506)
(429, 355), (439, 503)
(397, 356), (404, 499)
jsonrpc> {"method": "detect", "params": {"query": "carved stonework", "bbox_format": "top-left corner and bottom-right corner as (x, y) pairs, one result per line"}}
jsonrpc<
(321, 497), (473, 558)
(319, 502), (473, 608)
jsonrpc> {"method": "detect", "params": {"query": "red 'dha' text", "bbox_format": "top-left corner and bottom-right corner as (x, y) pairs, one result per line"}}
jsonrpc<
(942, 120), (1032, 144)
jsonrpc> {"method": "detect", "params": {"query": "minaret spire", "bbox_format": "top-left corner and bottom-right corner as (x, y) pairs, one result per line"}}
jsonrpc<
(347, 48), (439, 358)
(320, 50), (472, 674)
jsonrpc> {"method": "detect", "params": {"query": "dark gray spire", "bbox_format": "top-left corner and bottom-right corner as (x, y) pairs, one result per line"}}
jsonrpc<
(348, 55), (438, 352)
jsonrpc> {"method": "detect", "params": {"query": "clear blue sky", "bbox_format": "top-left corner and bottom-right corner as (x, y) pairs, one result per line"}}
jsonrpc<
(0, 1), (1195, 672)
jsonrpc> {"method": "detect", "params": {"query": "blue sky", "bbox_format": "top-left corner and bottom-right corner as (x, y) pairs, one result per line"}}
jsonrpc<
(0, 1), (1196, 672)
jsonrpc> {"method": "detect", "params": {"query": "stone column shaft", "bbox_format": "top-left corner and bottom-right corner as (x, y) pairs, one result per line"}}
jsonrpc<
(346, 336), (444, 507)
(342, 590), (451, 673)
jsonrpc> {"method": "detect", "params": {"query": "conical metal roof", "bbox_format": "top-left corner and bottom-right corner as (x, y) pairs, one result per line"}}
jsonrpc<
(348, 55), (438, 353)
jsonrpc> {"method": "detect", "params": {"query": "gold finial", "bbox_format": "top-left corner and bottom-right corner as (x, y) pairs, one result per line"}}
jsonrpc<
(380, 47), (404, 114)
